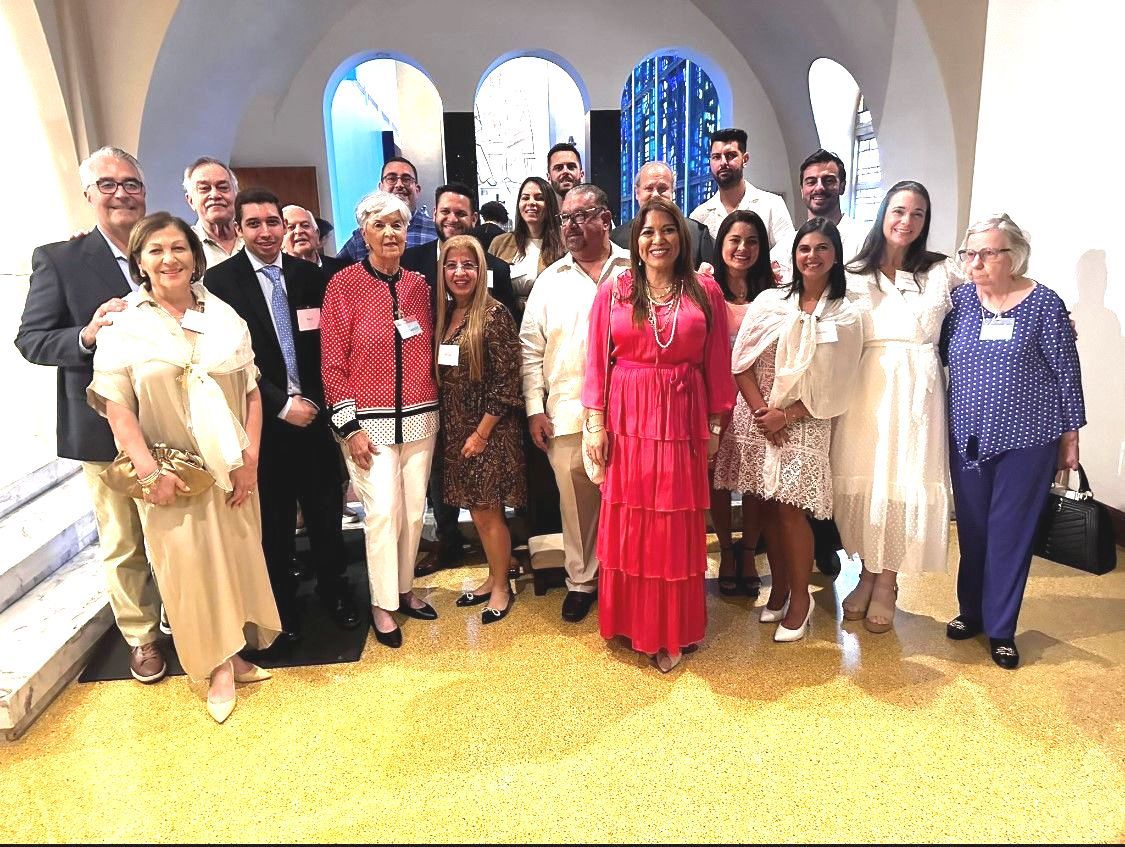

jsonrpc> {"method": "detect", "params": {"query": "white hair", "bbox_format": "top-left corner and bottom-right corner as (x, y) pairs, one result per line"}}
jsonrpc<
(282, 204), (314, 222)
(78, 146), (144, 189)
(961, 212), (1031, 276)
(181, 156), (238, 194)
(634, 160), (675, 189)
(355, 190), (411, 229)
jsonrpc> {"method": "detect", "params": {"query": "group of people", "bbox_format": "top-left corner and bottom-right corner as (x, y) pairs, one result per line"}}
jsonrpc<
(15, 126), (1086, 721)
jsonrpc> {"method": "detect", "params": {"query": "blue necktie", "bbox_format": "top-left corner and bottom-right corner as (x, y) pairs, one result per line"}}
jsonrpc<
(259, 265), (299, 388)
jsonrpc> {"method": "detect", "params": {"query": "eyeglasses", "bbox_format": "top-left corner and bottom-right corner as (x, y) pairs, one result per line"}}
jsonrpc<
(556, 206), (604, 227)
(443, 261), (478, 273)
(89, 178), (144, 195)
(957, 248), (1011, 263)
(382, 174), (417, 187)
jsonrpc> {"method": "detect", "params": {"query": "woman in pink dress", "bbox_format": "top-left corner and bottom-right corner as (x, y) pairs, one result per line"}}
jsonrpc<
(582, 196), (735, 673)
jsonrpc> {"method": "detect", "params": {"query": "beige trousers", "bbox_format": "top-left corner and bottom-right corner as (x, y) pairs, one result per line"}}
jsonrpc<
(343, 435), (436, 611)
(81, 461), (160, 646)
(546, 432), (601, 592)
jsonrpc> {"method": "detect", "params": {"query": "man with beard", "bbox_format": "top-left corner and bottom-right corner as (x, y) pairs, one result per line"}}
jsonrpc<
(283, 204), (351, 276)
(184, 157), (243, 269)
(611, 160), (714, 266)
(689, 128), (794, 264)
(519, 184), (630, 623)
(401, 183), (516, 572)
(547, 142), (584, 199)
(17, 147), (168, 683)
(338, 157), (438, 262)
(799, 148), (868, 264)
(204, 189), (363, 642)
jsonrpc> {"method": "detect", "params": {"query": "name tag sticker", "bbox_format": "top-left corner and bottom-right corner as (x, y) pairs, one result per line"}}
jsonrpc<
(394, 318), (422, 340)
(815, 322), (838, 343)
(438, 343), (460, 367)
(296, 307), (321, 331)
(180, 309), (207, 333)
(980, 318), (1014, 341)
(487, 270), (495, 289)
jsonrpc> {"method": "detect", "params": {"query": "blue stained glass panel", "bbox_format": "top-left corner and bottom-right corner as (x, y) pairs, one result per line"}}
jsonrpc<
(619, 55), (720, 220)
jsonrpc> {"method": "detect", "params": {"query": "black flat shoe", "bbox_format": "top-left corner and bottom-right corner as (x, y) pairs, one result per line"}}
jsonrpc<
(717, 545), (741, 596)
(456, 589), (491, 607)
(989, 638), (1020, 669)
(397, 596), (438, 620)
(946, 615), (983, 641)
(482, 589), (515, 625)
(372, 623), (402, 649)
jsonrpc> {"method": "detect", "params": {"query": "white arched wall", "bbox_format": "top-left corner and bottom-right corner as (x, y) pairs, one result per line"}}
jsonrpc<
(137, 0), (785, 228)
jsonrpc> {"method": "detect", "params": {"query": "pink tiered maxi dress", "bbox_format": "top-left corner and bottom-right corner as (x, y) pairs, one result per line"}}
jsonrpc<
(582, 272), (735, 654)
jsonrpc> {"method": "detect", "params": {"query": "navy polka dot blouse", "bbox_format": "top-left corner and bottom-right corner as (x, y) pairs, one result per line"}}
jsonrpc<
(940, 283), (1086, 465)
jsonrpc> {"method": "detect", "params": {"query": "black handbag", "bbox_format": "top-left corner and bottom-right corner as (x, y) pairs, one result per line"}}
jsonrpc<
(1033, 464), (1117, 575)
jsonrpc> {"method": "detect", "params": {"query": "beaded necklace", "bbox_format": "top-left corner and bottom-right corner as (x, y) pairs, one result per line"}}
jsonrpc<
(647, 280), (682, 350)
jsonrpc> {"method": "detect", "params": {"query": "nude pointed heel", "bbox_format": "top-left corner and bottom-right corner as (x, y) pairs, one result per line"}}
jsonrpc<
(234, 663), (272, 684)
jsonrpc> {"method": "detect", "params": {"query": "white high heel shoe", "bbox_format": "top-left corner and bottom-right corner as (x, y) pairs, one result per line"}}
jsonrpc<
(759, 598), (789, 624)
(773, 587), (815, 643)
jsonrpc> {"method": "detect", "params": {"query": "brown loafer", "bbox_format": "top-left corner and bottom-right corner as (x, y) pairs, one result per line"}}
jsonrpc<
(130, 641), (167, 684)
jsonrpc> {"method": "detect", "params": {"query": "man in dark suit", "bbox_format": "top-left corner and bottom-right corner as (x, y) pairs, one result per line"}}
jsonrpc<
(282, 204), (352, 276)
(15, 146), (167, 684)
(611, 161), (714, 267)
(401, 183), (517, 571)
(469, 200), (509, 252)
(205, 189), (361, 641)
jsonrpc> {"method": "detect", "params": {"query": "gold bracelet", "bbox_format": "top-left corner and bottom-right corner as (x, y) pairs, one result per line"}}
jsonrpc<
(783, 407), (791, 425)
(137, 466), (162, 487)
(473, 429), (490, 443)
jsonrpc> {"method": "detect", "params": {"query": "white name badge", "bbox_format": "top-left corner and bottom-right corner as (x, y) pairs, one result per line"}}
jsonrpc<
(980, 318), (1014, 341)
(487, 270), (495, 289)
(394, 318), (422, 340)
(438, 343), (460, 367)
(296, 307), (321, 331)
(180, 308), (207, 333)
(815, 321), (838, 343)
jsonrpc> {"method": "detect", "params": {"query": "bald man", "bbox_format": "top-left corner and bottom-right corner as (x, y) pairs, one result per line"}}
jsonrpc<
(611, 161), (714, 266)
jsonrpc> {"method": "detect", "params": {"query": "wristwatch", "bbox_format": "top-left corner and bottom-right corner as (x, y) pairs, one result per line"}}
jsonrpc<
(709, 422), (722, 436)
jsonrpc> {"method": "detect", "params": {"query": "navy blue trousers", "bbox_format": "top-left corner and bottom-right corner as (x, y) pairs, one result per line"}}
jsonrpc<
(949, 440), (1057, 639)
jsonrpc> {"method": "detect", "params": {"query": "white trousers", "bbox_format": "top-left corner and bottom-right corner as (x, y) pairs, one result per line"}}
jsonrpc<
(546, 432), (601, 592)
(343, 435), (436, 610)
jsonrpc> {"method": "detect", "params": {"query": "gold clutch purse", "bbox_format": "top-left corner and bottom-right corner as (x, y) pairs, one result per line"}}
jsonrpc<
(100, 443), (215, 500)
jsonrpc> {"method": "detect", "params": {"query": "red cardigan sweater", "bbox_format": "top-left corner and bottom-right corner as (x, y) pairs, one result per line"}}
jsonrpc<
(321, 261), (438, 445)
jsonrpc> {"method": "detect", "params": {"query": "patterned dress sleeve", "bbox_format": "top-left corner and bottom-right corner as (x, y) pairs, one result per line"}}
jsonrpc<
(481, 303), (523, 416)
(320, 275), (360, 438)
(1036, 289), (1087, 432)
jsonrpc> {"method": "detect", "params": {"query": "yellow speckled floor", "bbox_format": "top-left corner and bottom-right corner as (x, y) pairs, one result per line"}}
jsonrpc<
(2, 527), (1123, 843)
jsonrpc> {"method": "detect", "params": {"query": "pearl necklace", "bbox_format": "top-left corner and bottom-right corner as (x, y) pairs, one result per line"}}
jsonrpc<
(648, 293), (681, 349)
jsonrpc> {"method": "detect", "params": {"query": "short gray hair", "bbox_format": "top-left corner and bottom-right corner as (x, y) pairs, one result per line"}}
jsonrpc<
(634, 161), (675, 189)
(961, 212), (1031, 276)
(79, 146), (144, 189)
(355, 190), (411, 229)
(182, 156), (238, 194)
(282, 203), (314, 222)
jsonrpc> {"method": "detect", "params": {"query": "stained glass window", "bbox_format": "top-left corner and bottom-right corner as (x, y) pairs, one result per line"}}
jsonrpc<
(620, 55), (719, 220)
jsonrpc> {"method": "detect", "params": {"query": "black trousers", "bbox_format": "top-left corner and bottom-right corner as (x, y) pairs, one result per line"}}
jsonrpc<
(258, 416), (348, 629)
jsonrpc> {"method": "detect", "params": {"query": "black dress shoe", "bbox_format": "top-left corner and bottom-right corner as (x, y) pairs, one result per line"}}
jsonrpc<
(318, 588), (363, 630)
(482, 589), (515, 625)
(989, 638), (1020, 669)
(456, 589), (491, 607)
(561, 590), (596, 622)
(946, 615), (983, 640)
(814, 548), (841, 577)
(414, 552), (443, 578)
(398, 596), (438, 620)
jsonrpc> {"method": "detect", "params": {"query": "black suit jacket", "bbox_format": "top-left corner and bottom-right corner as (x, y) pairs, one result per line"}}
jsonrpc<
(469, 222), (505, 252)
(401, 239), (517, 318)
(203, 250), (330, 424)
(16, 231), (133, 462)
(319, 253), (353, 278)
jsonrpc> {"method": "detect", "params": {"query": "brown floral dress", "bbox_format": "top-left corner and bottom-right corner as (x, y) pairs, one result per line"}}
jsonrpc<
(440, 301), (527, 509)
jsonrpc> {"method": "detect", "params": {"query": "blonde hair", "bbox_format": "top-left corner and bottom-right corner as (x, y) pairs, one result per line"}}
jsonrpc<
(961, 212), (1031, 276)
(435, 235), (495, 382)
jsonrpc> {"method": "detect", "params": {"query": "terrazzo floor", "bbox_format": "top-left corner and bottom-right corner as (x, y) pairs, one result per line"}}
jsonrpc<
(2, 527), (1123, 843)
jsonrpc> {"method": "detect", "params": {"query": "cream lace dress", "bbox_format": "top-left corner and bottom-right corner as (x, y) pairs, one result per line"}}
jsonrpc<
(831, 261), (960, 574)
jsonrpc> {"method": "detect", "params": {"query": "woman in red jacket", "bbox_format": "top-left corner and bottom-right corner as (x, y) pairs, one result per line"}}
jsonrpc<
(321, 191), (440, 649)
